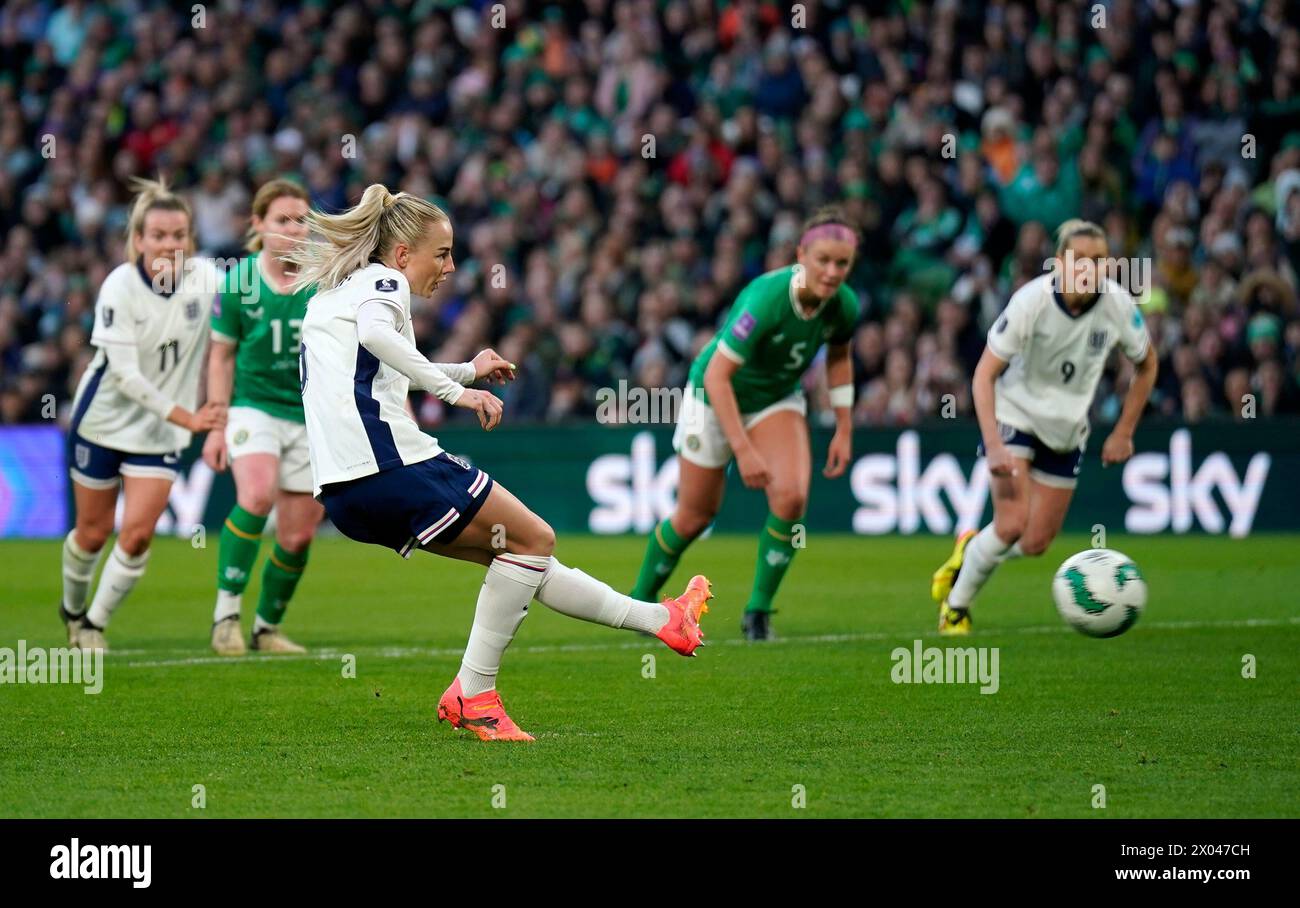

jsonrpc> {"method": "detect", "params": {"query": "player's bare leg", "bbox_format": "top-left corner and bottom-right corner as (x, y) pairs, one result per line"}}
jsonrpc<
(630, 458), (724, 600)
(213, 453), (278, 654)
(427, 481), (711, 742)
(77, 476), (172, 649)
(61, 481), (118, 644)
(938, 457), (1032, 634)
(248, 488), (322, 654)
(741, 409), (811, 640)
(1017, 481), (1074, 557)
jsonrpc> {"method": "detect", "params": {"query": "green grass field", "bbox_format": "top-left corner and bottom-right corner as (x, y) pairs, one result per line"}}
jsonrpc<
(2, 532), (1297, 818)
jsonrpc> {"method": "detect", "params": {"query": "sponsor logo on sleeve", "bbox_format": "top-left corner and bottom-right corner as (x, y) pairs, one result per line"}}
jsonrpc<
(376, 278), (399, 292)
(103, 307), (114, 328)
(731, 311), (756, 341)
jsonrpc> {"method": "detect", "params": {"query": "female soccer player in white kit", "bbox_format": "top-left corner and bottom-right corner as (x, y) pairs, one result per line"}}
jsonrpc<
(290, 185), (712, 742)
(931, 219), (1158, 634)
(61, 177), (227, 650)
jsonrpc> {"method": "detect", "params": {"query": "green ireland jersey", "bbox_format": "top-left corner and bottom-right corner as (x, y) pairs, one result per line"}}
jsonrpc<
(211, 253), (314, 422)
(688, 266), (859, 413)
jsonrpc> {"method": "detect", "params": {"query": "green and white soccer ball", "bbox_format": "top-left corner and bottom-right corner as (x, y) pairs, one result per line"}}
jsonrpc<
(1052, 548), (1147, 638)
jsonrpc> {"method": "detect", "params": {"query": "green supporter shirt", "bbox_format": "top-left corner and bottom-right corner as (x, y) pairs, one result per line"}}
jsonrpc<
(687, 266), (860, 413)
(210, 253), (315, 423)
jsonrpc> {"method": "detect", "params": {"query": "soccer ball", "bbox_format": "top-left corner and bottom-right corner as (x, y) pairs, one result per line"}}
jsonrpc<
(1052, 548), (1147, 638)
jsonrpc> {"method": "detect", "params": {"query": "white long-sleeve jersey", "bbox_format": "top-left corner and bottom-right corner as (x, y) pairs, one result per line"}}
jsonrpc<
(70, 258), (218, 453)
(299, 263), (475, 494)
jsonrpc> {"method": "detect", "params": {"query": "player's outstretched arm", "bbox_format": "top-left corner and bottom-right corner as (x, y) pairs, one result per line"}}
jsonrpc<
(703, 351), (769, 488)
(972, 347), (1015, 477)
(355, 300), (504, 430)
(356, 299), (467, 403)
(823, 342), (854, 478)
(1101, 347), (1158, 466)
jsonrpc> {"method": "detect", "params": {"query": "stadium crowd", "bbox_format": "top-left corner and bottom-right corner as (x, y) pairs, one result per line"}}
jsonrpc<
(2, 0), (1299, 432)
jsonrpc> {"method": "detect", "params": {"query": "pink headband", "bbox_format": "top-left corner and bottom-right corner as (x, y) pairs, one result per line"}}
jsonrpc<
(800, 223), (857, 247)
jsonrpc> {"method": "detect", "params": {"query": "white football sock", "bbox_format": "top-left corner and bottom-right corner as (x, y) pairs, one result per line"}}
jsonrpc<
(947, 524), (1020, 609)
(213, 589), (241, 623)
(62, 531), (103, 616)
(535, 558), (669, 634)
(85, 542), (150, 629)
(457, 553), (547, 698)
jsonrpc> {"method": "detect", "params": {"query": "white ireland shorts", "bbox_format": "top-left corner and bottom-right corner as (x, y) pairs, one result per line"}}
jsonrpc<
(225, 405), (314, 493)
(672, 385), (807, 469)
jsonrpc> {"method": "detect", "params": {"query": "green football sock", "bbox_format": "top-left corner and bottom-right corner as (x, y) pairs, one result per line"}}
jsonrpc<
(217, 505), (267, 594)
(745, 513), (800, 614)
(631, 517), (692, 600)
(257, 543), (309, 625)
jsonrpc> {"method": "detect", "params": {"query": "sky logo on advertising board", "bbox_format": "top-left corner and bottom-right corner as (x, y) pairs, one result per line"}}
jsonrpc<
(581, 429), (1269, 537)
(1122, 429), (1270, 538)
(850, 431), (989, 534)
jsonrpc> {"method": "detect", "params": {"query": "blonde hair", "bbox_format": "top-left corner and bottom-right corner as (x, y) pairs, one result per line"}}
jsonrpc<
(245, 178), (310, 253)
(286, 184), (449, 293)
(1055, 218), (1106, 256)
(124, 175), (193, 260)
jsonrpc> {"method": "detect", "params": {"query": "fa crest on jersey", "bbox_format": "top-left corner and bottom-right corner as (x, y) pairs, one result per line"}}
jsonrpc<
(375, 278), (398, 292)
(185, 300), (200, 321)
(1088, 329), (1108, 353)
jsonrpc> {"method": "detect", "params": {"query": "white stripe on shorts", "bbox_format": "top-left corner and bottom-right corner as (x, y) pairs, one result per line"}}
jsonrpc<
(418, 507), (461, 544)
(468, 470), (488, 498)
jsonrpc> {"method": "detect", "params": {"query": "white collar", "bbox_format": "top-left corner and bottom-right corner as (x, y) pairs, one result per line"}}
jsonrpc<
(789, 270), (832, 321)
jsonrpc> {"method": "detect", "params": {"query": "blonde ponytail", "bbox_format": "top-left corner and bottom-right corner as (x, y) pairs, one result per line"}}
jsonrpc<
(124, 175), (194, 260)
(285, 184), (449, 293)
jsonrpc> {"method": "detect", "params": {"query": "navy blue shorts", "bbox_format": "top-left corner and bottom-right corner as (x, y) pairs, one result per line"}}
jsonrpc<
(69, 432), (182, 489)
(977, 423), (1083, 488)
(320, 452), (494, 558)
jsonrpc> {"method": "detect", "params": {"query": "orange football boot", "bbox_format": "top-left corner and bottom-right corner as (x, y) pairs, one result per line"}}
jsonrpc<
(437, 677), (535, 742)
(655, 574), (713, 657)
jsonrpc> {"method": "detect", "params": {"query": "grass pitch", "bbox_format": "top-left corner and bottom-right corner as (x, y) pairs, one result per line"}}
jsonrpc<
(2, 533), (1297, 818)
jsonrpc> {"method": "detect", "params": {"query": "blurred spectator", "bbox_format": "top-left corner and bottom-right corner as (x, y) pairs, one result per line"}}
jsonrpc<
(0, 0), (1298, 435)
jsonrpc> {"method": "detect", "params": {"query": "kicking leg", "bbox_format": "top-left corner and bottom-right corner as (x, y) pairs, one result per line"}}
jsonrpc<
(429, 480), (711, 742)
